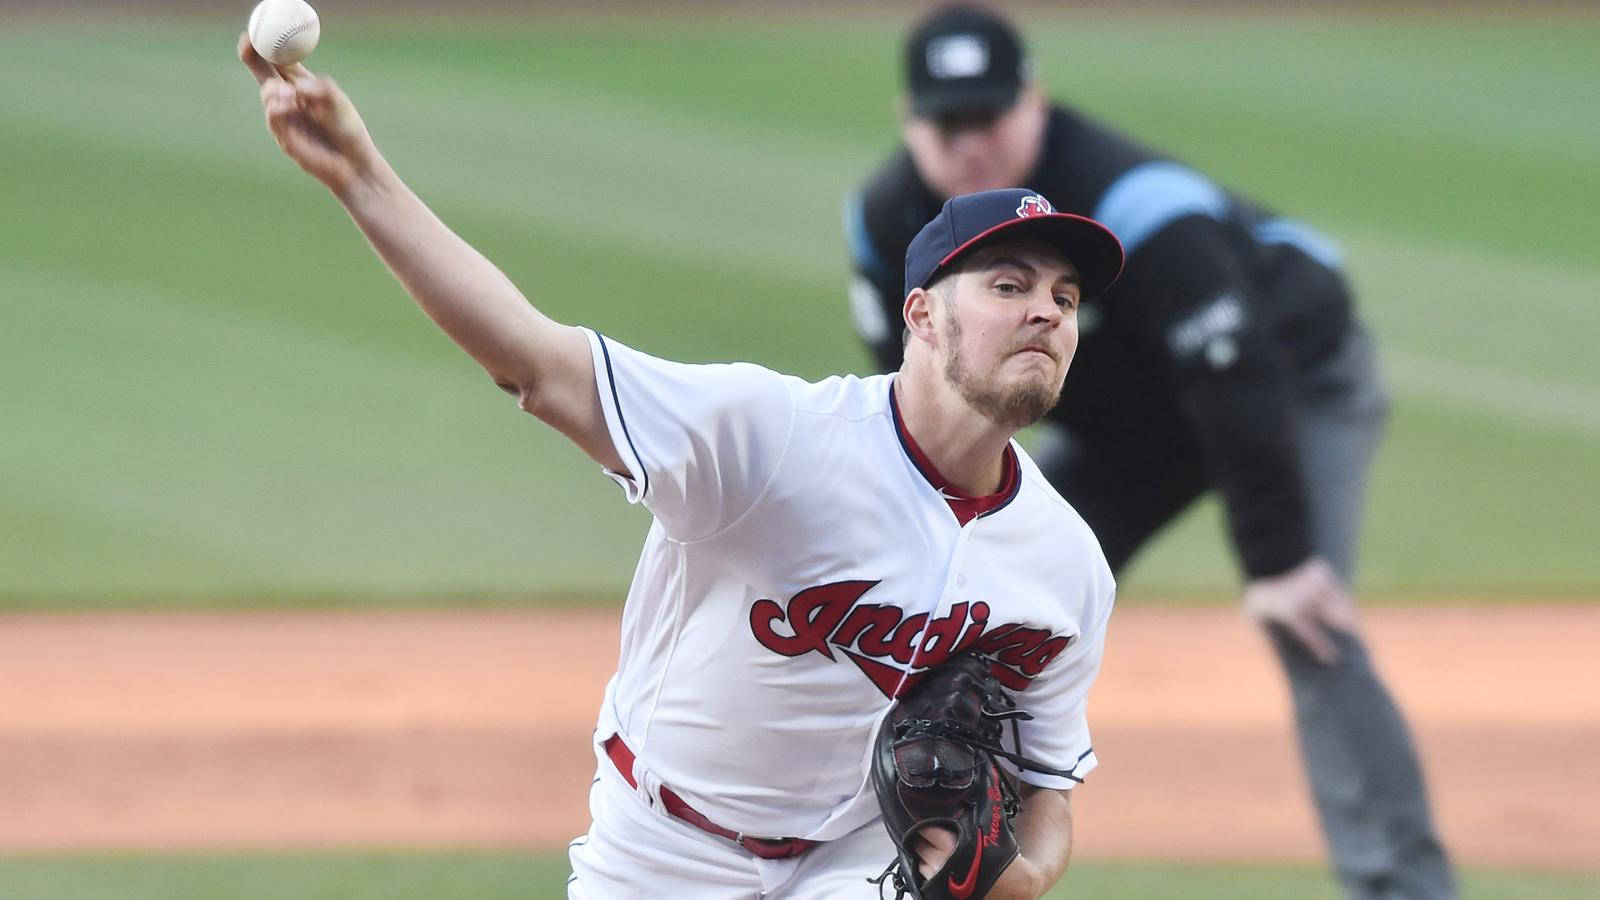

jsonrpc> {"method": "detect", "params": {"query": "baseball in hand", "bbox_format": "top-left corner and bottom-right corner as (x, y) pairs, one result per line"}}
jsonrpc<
(248, 0), (321, 66)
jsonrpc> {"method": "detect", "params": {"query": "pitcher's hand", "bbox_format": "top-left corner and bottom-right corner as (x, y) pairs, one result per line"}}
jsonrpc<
(238, 32), (379, 197)
(914, 826), (1045, 899)
(1243, 556), (1359, 664)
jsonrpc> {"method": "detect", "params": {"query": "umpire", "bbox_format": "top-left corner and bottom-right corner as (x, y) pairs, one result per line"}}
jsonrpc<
(843, 5), (1455, 898)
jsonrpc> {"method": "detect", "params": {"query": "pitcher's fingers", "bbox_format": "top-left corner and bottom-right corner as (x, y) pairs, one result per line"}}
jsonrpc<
(238, 32), (277, 85)
(278, 61), (318, 86)
(293, 75), (335, 111)
(264, 90), (302, 138)
(276, 128), (326, 171)
(917, 826), (957, 852)
(260, 78), (295, 114)
(911, 836), (941, 879)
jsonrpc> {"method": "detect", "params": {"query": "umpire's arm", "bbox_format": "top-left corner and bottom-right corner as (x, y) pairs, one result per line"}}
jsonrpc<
(1119, 217), (1313, 577)
(239, 36), (623, 473)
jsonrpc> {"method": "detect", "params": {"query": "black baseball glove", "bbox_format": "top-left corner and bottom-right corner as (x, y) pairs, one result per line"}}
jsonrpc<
(867, 651), (1073, 900)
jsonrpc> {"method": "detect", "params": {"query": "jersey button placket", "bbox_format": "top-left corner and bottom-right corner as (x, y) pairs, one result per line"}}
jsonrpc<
(906, 527), (969, 677)
(945, 528), (971, 609)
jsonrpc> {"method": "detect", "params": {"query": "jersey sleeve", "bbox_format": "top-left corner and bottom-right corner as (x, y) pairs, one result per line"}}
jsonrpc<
(582, 329), (796, 543)
(1010, 563), (1116, 791)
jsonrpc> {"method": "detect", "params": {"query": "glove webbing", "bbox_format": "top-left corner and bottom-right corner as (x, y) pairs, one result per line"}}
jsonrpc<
(867, 709), (1070, 899)
(890, 709), (1077, 782)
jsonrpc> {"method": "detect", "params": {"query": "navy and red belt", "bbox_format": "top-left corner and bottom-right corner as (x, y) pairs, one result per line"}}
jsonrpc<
(602, 733), (819, 860)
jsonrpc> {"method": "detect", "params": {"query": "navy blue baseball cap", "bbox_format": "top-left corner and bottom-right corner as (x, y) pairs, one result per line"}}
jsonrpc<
(904, 189), (1125, 301)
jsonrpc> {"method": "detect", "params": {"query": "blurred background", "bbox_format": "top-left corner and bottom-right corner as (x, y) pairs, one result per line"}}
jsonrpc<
(1, 1), (1596, 897)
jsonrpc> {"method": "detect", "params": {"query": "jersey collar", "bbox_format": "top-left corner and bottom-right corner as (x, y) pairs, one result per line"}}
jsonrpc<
(889, 382), (1021, 526)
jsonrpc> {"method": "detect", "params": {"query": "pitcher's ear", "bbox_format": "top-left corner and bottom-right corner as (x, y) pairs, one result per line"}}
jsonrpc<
(904, 286), (939, 346)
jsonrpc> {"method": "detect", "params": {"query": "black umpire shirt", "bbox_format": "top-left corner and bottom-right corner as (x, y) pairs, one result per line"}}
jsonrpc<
(845, 105), (1356, 579)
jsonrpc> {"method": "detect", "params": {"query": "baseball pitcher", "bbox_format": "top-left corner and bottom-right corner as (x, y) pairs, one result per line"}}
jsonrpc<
(241, 35), (1122, 900)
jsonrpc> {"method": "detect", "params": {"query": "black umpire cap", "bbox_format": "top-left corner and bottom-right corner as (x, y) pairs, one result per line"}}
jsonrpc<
(905, 189), (1125, 301)
(904, 4), (1030, 119)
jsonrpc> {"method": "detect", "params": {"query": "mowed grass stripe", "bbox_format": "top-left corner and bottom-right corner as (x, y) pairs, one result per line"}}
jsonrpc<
(1385, 352), (1600, 440)
(0, 483), (277, 597)
(1025, 19), (1600, 270)
(0, 28), (876, 279)
(1343, 235), (1600, 407)
(1037, 20), (1600, 156)
(1362, 405), (1600, 591)
(1, 66), (869, 368)
(0, 261), (650, 598)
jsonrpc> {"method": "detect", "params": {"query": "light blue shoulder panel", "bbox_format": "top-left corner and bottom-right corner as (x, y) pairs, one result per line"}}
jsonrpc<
(1093, 161), (1229, 256)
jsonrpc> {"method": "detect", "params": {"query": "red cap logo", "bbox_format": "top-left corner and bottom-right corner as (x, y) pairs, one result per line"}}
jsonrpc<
(1016, 195), (1053, 218)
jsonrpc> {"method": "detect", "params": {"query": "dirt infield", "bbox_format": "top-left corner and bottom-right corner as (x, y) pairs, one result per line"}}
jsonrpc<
(0, 605), (1595, 870)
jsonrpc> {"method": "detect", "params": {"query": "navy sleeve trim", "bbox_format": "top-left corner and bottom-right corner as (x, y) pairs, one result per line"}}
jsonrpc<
(1065, 747), (1094, 782)
(595, 332), (649, 500)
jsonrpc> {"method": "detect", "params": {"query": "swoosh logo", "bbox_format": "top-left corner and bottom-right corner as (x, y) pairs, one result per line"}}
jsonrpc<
(947, 833), (983, 899)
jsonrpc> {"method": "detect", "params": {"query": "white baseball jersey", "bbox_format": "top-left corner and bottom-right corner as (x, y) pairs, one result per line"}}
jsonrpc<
(582, 328), (1114, 843)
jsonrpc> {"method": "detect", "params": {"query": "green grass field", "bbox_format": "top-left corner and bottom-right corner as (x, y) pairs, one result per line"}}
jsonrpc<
(1, 852), (1596, 900)
(2, 12), (1597, 606)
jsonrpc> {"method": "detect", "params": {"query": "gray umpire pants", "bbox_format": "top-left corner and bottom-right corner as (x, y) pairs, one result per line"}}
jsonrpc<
(1035, 328), (1456, 899)
(1277, 329), (1455, 899)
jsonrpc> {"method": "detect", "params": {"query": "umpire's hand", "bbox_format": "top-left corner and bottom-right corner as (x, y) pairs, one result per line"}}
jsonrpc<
(238, 32), (379, 198)
(1243, 556), (1360, 665)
